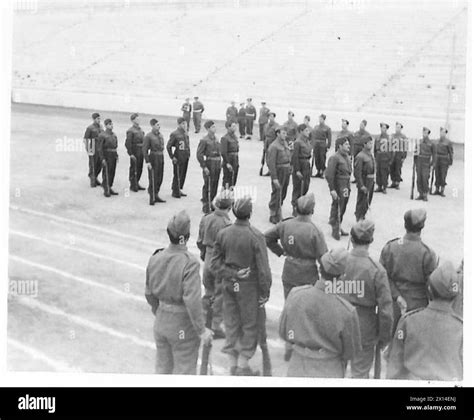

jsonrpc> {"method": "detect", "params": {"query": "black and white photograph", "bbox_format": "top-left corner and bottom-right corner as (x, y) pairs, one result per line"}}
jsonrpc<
(1, 0), (472, 399)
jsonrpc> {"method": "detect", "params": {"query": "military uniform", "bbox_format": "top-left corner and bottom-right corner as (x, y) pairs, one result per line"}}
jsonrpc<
(197, 133), (221, 213)
(192, 99), (204, 133)
(226, 104), (238, 124)
(352, 128), (371, 159)
(210, 217), (272, 362)
(267, 137), (292, 223)
(97, 128), (118, 196)
(181, 102), (192, 131)
(389, 132), (408, 187)
(237, 106), (246, 138)
(338, 128), (354, 154)
(167, 126), (190, 197)
(258, 105), (270, 141)
(339, 246), (393, 378)
(245, 103), (257, 136)
(354, 149), (375, 221)
(125, 124), (145, 191)
(311, 123), (332, 175)
(415, 136), (435, 200)
(264, 120), (279, 152)
(283, 119), (298, 146)
(221, 129), (239, 188)
(143, 129), (165, 203)
(279, 280), (361, 377)
(374, 133), (392, 192)
(84, 121), (103, 186)
(434, 137), (453, 194)
(290, 132), (312, 211)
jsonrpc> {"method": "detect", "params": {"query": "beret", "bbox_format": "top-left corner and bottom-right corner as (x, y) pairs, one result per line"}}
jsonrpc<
(233, 196), (252, 218)
(321, 248), (349, 277)
(341, 119), (349, 125)
(320, 114), (326, 120)
(404, 208), (427, 231)
(91, 112), (100, 119)
(167, 210), (191, 238)
(288, 111), (295, 117)
(204, 120), (215, 130)
(396, 121), (404, 129)
(150, 118), (158, 126)
(104, 118), (112, 125)
(194, 96), (199, 99)
(214, 189), (234, 209)
(269, 112), (276, 117)
(423, 127), (431, 135)
(429, 261), (459, 299)
(361, 119), (368, 126)
(177, 117), (186, 124)
(298, 123), (308, 132)
(351, 219), (375, 243)
(296, 192), (315, 215)
(304, 115), (311, 121)
(130, 113), (139, 121)
(380, 122), (389, 129)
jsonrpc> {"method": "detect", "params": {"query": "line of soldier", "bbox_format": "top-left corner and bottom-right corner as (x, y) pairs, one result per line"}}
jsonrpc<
(145, 193), (462, 380)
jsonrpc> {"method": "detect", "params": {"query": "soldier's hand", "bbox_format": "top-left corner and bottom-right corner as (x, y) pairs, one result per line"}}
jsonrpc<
(330, 190), (339, 201)
(172, 157), (178, 165)
(272, 179), (281, 189)
(360, 186), (368, 194)
(147, 162), (152, 170)
(203, 167), (210, 176)
(102, 159), (107, 166)
(130, 155), (137, 161)
(236, 267), (251, 279)
(226, 163), (233, 171)
(258, 296), (269, 307)
(396, 296), (408, 315)
(296, 171), (303, 179)
(200, 328), (214, 345)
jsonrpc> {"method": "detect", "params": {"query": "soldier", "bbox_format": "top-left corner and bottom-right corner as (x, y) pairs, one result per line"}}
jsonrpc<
(267, 127), (291, 224)
(325, 137), (352, 240)
(380, 209), (438, 331)
(389, 122), (408, 189)
(181, 97), (192, 132)
(210, 196), (272, 376)
(83, 112), (103, 187)
(290, 124), (312, 215)
(265, 193), (328, 360)
(97, 118), (119, 197)
(374, 123), (392, 194)
(414, 127), (435, 201)
(197, 190), (234, 339)
(338, 119), (354, 151)
(258, 101), (270, 142)
(310, 114), (332, 178)
(283, 111), (298, 147)
(433, 127), (454, 196)
(303, 115), (312, 130)
(387, 261), (462, 381)
(279, 248), (362, 378)
(226, 100), (238, 125)
(221, 121), (239, 188)
(338, 220), (393, 379)
(354, 136), (375, 221)
(167, 117), (190, 199)
(143, 119), (166, 205)
(244, 98), (257, 140)
(145, 210), (213, 374)
(192, 96), (205, 133)
(197, 120), (221, 214)
(260, 112), (279, 177)
(352, 119), (371, 160)
(237, 102), (246, 139)
(125, 113), (146, 192)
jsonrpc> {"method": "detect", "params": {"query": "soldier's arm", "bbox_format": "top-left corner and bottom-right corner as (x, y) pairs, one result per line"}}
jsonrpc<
(182, 257), (206, 335)
(264, 224), (284, 257)
(278, 297), (291, 342)
(266, 146), (278, 179)
(375, 267), (394, 346)
(379, 244), (401, 300)
(327, 127), (332, 149)
(253, 234), (272, 300)
(142, 135), (150, 163)
(196, 139), (207, 168)
(83, 126), (91, 149)
(423, 247), (438, 281)
(166, 133), (175, 160)
(97, 134), (105, 161)
(341, 308), (362, 363)
(312, 227), (328, 261)
(144, 265), (159, 315)
(354, 155), (364, 189)
(448, 142), (454, 165)
(209, 232), (239, 281)
(325, 156), (337, 191)
(387, 318), (409, 379)
(220, 136), (228, 164)
(291, 141), (301, 172)
(125, 129), (133, 156)
(196, 216), (206, 261)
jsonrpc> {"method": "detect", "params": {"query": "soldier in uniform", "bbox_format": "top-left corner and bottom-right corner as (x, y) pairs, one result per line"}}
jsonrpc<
(310, 114), (332, 178)
(258, 101), (270, 142)
(290, 124), (312, 215)
(325, 137), (352, 240)
(226, 101), (238, 125)
(83, 112), (103, 187)
(221, 121), (239, 188)
(244, 98), (257, 140)
(352, 119), (371, 160)
(237, 102), (246, 139)
(181, 97), (192, 132)
(338, 119), (354, 152)
(145, 210), (213, 374)
(143, 119), (166, 205)
(125, 113), (146, 192)
(283, 111), (298, 148)
(197, 120), (221, 214)
(380, 209), (438, 331)
(265, 193), (328, 360)
(434, 127), (454, 196)
(167, 117), (190, 199)
(197, 190), (234, 339)
(389, 122), (408, 189)
(267, 127), (292, 224)
(279, 248), (362, 378)
(338, 220), (393, 378)
(210, 197), (272, 376)
(97, 118), (119, 197)
(387, 261), (462, 381)
(414, 127), (435, 201)
(303, 115), (312, 130)
(260, 112), (279, 177)
(192, 96), (205, 133)
(354, 136), (375, 221)
(374, 123), (392, 194)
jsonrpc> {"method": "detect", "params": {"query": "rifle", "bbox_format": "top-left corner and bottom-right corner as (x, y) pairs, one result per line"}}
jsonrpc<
(148, 162), (156, 203)
(259, 141), (266, 176)
(175, 159), (182, 198)
(200, 296), (214, 375)
(131, 155), (138, 191)
(333, 195), (341, 240)
(374, 341), (382, 379)
(102, 159), (110, 197)
(410, 156), (416, 200)
(207, 172), (212, 213)
(258, 305), (272, 376)
(429, 165), (435, 195)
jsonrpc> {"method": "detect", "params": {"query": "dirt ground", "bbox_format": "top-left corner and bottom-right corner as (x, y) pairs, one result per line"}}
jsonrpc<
(7, 103), (464, 377)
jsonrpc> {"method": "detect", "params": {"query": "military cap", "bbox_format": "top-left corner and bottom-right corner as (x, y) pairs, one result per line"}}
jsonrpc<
(440, 127), (448, 134)
(296, 192), (315, 215)
(104, 118), (112, 126)
(225, 120), (234, 129)
(167, 210), (191, 238)
(269, 112), (276, 117)
(361, 119), (368, 126)
(351, 219), (375, 243)
(423, 127), (431, 135)
(232, 196), (252, 218)
(321, 248), (349, 277)
(396, 121), (404, 129)
(304, 115), (311, 121)
(335, 136), (349, 149)
(380, 122), (389, 129)
(194, 96), (199, 99)
(177, 117), (186, 124)
(91, 112), (100, 119)
(130, 113), (139, 121)
(341, 119), (349, 125)
(320, 114), (327, 120)
(204, 120), (215, 130)
(150, 118), (158, 126)
(261, 101), (266, 105)
(429, 261), (459, 299)
(275, 126), (287, 134)
(214, 189), (234, 209)
(240, 102), (245, 106)
(247, 98), (252, 101)
(404, 208), (427, 231)
(288, 111), (295, 117)
(363, 135), (373, 144)
(297, 123), (307, 132)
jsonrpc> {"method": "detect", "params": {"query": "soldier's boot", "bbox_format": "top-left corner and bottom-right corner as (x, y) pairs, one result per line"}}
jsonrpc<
(382, 186), (387, 194)
(375, 186), (383, 193)
(90, 177), (97, 188)
(137, 183), (146, 191)
(440, 187), (446, 197)
(340, 229), (349, 236)
(423, 193), (428, 202)
(230, 366), (238, 376)
(388, 182), (397, 188)
(415, 194), (423, 200)
(235, 366), (260, 376)
(149, 196), (155, 206)
(155, 195), (166, 203)
(95, 180), (102, 187)
(331, 225), (341, 240)
(110, 189), (118, 195)
(284, 347), (293, 362)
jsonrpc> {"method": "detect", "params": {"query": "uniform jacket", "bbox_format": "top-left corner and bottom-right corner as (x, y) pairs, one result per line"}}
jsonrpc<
(97, 129), (118, 160)
(354, 149), (375, 190)
(435, 138), (453, 165)
(245, 104), (257, 121)
(237, 107), (246, 122)
(283, 119), (299, 142)
(266, 138), (291, 180)
(125, 124), (145, 155)
(196, 134), (221, 168)
(353, 128), (371, 148)
(192, 101), (204, 113)
(390, 132), (408, 158)
(167, 127), (190, 160)
(264, 120), (279, 147)
(415, 137), (435, 163)
(311, 123), (332, 148)
(226, 106), (238, 123)
(197, 209), (232, 257)
(258, 106), (270, 124)
(220, 131), (239, 164)
(145, 244), (205, 335)
(387, 301), (462, 380)
(84, 122), (103, 154)
(181, 102), (192, 116)
(325, 150), (352, 192)
(291, 134), (312, 172)
(374, 133), (393, 162)
(142, 129), (165, 163)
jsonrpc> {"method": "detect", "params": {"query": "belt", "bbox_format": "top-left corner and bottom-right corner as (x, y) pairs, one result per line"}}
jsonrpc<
(193, 110), (203, 113)
(207, 157), (221, 161)
(276, 163), (291, 167)
(293, 344), (340, 360)
(366, 174), (375, 178)
(158, 302), (187, 313)
(150, 151), (164, 155)
(299, 156), (311, 160)
(105, 148), (117, 152)
(314, 139), (327, 143)
(336, 175), (350, 179)
(134, 143), (143, 147)
(286, 256), (316, 266)
(227, 151), (239, 155)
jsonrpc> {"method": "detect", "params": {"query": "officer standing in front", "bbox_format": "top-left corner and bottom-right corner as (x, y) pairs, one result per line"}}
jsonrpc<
(283, 111), (298, 147)
(181, 97), (192, 132)
(83, 112), (103, 187)
(143, 118), (166, 205)
(167, 117), (190, 199)
(389, 122), (408, 189)
(192, 96), (205, 133)
(414, 127), (435, 201)
(97, 118), (119, 197)
(237, 102), (246, 139)
(290, 124), (312, 215)
(374, 123), (392, 194)
(310, 114), (332, 178)
(221, 121), (240, 188)
(434, 127), (454, 197)
(258, 101), (270, 142)
(145, 210), (213, 374)
(245, 98), (257, 140)
(125, 113), (145, 192)
(354, 136), (375, 221)
(226, 101), (238, 125)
